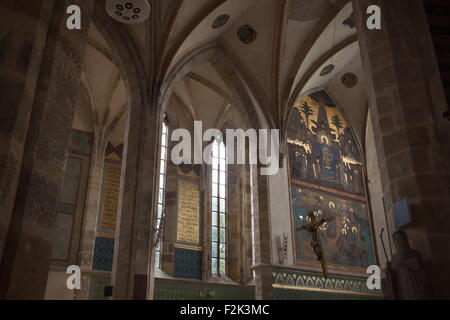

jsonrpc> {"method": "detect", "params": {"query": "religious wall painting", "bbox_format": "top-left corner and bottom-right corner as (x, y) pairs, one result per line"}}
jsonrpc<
(291, 187), (375, 273)
(287, 91), (376, 275)
(287, 92), (364, 196)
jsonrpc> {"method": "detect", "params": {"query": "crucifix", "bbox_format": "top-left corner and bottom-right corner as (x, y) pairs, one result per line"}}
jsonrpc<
(296, 212), (335, 278)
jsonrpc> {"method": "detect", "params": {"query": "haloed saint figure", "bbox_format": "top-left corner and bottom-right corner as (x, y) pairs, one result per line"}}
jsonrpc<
(317, 136), (338, 180)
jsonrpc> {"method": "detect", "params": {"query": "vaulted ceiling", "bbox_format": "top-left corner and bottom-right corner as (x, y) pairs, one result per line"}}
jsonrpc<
(76, 0), (368, 147)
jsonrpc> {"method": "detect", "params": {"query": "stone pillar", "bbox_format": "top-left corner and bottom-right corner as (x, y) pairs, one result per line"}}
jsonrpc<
(111, 105), (159, 300)
(353, 0), (450, 298)
(242, 164), (254, 284)
(0, 0), (93, 299)
(0, 0), (54, 265)
(253, 170), (273, 300)
(88, 3), (154, 300)
(76, 134), (108, 300)
(227, 162), (243, 283)
(110, 93), (158, 300)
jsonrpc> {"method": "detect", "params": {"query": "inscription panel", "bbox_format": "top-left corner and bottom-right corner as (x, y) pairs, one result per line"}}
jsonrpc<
(176, 179), (200, 245)
(100, 164), (121, 230)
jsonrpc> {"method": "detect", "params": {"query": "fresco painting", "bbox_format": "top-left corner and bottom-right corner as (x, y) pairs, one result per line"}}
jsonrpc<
(288, 91), (376, 274)
(291, 187), (375, 272)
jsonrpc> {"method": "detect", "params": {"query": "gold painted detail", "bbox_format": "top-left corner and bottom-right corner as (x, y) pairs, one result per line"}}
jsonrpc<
(177, 179), (200, 244)
(100, 165), (121, 230)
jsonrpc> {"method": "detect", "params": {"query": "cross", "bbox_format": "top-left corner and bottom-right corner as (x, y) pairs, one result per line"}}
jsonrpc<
(296, 212), (335, 278)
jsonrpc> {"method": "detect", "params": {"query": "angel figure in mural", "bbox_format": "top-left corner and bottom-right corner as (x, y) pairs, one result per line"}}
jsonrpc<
(297, 211), (335, 278)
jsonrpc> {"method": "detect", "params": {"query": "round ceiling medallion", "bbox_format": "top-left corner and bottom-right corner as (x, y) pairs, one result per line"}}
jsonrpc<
(106, 0), (151, 24)
(341, 73), (358, 88)
(237, 25), (257, 44)
(320, 64), (335, 76)
(212, 14), (230, 29)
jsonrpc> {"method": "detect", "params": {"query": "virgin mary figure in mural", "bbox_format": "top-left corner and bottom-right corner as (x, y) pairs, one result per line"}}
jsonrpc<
(317, 136), (338, 180)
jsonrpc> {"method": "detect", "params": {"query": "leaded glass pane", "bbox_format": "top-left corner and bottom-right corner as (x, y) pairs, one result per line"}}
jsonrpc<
(155, 252), (160, 268)
(219, 184), (226, 198)
(212, 157), (219, 170)
(219, 259), (226, 274)
(212, 242), (218, 258)
(220, 243), (226, 259)
(212, 227), (218, 242)
(159, 188), (164, 203)
(159, 174), (165, 189)
(212, 197), (218, 212)
(212, 213), (218, 227)
(158, 204), (163, 219)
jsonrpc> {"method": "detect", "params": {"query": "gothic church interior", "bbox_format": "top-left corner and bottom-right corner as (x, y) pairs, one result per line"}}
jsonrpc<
(0, 0), (449, 300)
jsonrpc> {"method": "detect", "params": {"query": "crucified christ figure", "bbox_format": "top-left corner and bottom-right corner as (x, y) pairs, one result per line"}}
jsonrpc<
(296, 212), (335, 278)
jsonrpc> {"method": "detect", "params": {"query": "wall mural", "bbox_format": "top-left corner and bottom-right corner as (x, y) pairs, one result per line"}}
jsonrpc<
(287, 90), (376, 274)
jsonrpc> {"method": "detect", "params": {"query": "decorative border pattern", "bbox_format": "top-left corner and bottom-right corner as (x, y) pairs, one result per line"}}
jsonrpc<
(272, 269), (385, 299)
(154, 279), (255, 300)
(92, 237), (115, 272)
(174, 247), (202, 280)
(290, 179), (367, 202)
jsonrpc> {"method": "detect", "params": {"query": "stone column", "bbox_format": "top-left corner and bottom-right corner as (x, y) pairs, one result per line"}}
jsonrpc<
(111, 96), (158, 300)
(89, 3), (154, 300)
(242, 164), (254, 284)
(0, 0), (93, 299)
(353, 0), (450, 298)
(0, 0), (54, 265)
(227, 162), (243, 283)
(253, 170), (273, 300)
(76, 133), (108, 300)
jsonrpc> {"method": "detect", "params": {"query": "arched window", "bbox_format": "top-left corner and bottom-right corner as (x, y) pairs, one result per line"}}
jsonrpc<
(211, 136), (227, 275)
(155, 121), (168, 268)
